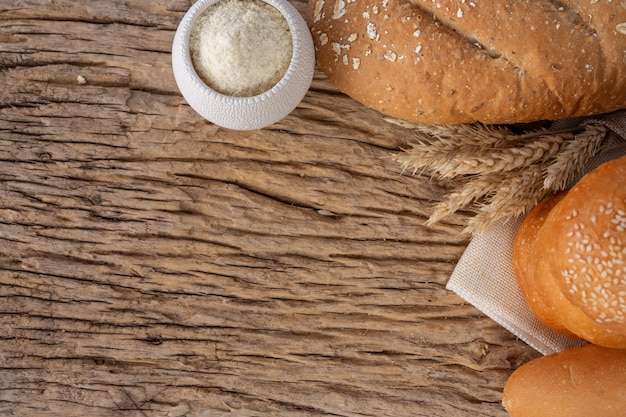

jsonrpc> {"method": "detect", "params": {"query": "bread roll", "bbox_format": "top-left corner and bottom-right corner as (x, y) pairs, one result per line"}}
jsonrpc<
(306, 0), (626, 124)
(502, 344), (626, 417)
(538, 156), (626, 333)
(512, 191), (579, 339)
(513, 156), (626, 348)
(533, 243), (626, 348)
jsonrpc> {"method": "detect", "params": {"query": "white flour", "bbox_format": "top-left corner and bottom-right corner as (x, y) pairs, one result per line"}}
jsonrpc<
(190, 0), (293, 97)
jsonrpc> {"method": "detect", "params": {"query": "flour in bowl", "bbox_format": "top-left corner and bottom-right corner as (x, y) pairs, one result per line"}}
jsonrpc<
(189, 0), (293, 97)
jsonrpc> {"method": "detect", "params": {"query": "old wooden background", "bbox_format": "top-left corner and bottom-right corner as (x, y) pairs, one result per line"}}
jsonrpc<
(0, 1), (539, 416)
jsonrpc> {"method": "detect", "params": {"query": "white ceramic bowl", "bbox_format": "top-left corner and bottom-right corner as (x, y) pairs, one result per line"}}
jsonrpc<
(172, 0), (315, 130)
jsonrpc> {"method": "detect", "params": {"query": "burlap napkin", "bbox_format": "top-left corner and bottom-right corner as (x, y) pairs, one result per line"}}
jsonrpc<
(446, 110), (626, 355)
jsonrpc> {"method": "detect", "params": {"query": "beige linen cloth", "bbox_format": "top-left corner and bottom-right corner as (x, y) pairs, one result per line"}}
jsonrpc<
(447, 110), (626, 355)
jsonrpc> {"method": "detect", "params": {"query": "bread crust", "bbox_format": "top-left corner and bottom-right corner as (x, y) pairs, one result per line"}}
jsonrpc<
(503, 344), (626, 417)
(306, 0), (626, 124)
(513, 191), (579, 339)
(533, 250), (626, 348)
(536, 156), (626, 337)
(513, 156), (626, 348)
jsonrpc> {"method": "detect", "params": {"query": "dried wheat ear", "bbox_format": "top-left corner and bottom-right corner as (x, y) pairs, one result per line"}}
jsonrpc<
(390, 120), (608, 236)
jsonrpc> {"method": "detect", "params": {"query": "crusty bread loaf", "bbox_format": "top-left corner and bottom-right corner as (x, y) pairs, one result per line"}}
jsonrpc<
(512, 156), (626, 348)
(502, 344), (626, 417)
(306, 0), (626, 124)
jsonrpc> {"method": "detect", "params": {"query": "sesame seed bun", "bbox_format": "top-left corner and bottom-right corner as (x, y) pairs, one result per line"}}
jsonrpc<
(533, 246), (626, 348)
(538, 156), (626, 336)
(514, 156), (626, 347)
(512, 190), (580, 339)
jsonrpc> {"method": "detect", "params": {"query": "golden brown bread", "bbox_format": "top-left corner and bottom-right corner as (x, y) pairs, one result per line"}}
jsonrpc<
(538, 157), (626, 333)
(306, 0), (626, 124)
(513, 156), (626, 348)
(532, 245), (626, 348)
(512, 191), (579, 339)
(502, 344), (626, 417)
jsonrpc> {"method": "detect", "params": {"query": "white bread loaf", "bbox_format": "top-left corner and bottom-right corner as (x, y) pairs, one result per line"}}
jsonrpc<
(306, 0), (626, 124)
(502, 344), (626, 417)
(512, 156), (626, 348)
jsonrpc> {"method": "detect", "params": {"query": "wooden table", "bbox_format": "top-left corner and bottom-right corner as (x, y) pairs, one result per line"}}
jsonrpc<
(0, 1), (539, 416)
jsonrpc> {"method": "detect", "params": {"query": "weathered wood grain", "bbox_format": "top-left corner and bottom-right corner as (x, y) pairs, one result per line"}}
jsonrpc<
(0, 1), (539, 416)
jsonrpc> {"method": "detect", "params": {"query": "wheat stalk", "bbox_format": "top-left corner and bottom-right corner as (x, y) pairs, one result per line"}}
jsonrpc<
(543, 124), (607, 189)
(426, 166), (549, 235)
(394, 122), (608, 235)
(398, 132), (566, 178)
(465, 167), (546, 234)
